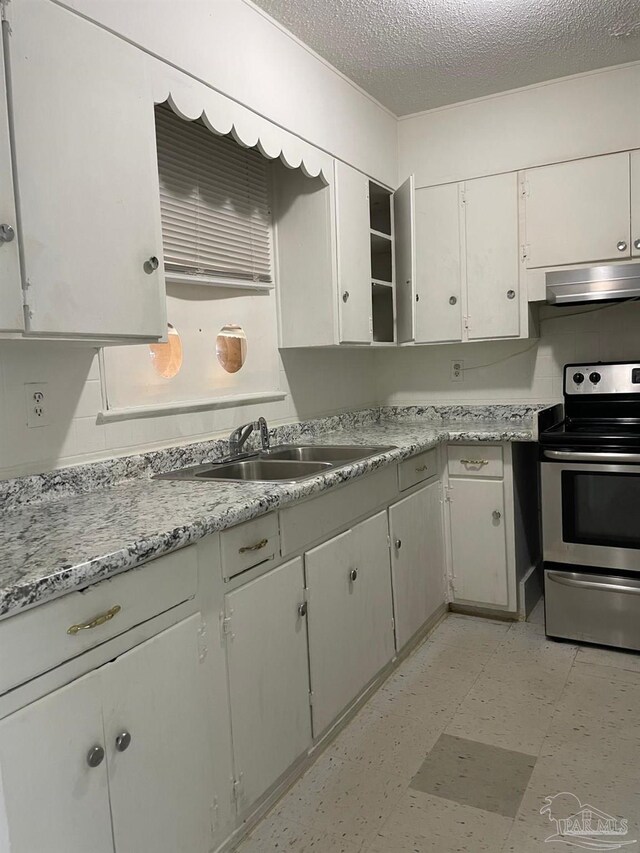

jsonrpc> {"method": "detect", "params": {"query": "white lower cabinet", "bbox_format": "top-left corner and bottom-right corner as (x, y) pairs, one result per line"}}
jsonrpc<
(224, 558), (312, 810)
(0, 615), (215, 853)
(305, 511), (395, 736)
(389, 480), (445, 650)
(448, 477), (509, 607)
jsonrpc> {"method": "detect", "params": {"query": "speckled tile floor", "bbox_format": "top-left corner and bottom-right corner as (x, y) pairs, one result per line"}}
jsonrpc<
(235, 602), (640, 852)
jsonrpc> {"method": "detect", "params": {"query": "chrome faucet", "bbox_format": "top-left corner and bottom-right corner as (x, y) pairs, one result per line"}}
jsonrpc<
(228, 417), (270, 457)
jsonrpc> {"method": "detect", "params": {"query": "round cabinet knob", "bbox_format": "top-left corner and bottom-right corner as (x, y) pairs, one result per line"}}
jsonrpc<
(492, 510), (502, 521)
(349, 568), (358, 582)
(634, 239), (640, 251)
(589, 371), (601, 384)
(0, 224), (15, 243)
(449, 296), (457, 305)
(342, 290), (350, 303)
(573, 372), (585, 385)
(115, 731), (132, 753)
(617, 241), (628, 252)
(507, 289), (516, 300)
(297, 602), (307, 618)
(143, 256), (160, 274)
(395, 539), (402, 550)
(87, 745), (105, 768)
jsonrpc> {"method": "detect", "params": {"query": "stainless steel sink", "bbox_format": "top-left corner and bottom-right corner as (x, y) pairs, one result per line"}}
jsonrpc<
(155, 444), (395, 483)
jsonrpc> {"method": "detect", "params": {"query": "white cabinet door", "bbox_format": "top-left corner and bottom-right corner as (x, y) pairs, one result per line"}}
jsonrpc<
(465, 173), (520, 340)
(225, 559), (311, 809)
(449, 479), (509, 607)
(394, 175), (416, 343)
(631, 150), (640, 259)
(5, 0), (166, 339)
(103, 615), (214, 853)
(0, 36), (23, 333)
(389, 480), (445, 651)
(306, 512), (394, 736)
(335, 161), (371, 343)
(0, 670), (113, 853)
(415, 183), (462, 343)
(524, 152), (631, 268)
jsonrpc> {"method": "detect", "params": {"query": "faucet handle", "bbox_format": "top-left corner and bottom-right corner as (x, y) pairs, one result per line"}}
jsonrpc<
(257, 417), (270, 451)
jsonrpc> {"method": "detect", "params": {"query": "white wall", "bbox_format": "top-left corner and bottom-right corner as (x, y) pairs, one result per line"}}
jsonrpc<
(377, 302), (640, 406)
(399, 62), (640, 187)
(0, 344), (378, 479)
(55, 0), (397, 187)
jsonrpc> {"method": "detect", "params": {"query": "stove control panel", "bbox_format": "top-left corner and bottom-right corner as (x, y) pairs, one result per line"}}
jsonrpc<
(565, 363), (640, 395)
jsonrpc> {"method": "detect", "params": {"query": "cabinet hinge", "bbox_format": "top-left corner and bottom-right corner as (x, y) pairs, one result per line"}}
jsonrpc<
(308, 690), (314, 707)
(444, 485), (453, 503)
(209, 798), (218, 836)
(386, 534), (391, 550)
(520, 178), (530, 198)
(0, 0), (11, 25)
(463, 315), (470, 331)
(521, 244), (529, 262)
(221, 614), (234, 641)
(460, 188), (466, 205)
(232, 774), (244, 803)
(391, 616), (395, 632)
(197, 618), (208, 662)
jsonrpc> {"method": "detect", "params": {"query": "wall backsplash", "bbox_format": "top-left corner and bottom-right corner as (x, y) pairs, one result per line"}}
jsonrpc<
(0, 344), (378, 480)
(1, 301), (639, 480)
(376, 302), (640, 406)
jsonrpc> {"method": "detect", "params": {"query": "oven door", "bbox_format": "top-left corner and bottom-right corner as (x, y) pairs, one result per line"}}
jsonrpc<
(541, 449), (640, 572)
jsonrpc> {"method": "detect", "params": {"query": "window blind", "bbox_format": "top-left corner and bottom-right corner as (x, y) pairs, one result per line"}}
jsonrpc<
(155, 105), (272, 285)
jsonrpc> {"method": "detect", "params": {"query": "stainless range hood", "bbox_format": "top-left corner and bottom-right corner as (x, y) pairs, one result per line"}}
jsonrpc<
(546, 263), (640, 305)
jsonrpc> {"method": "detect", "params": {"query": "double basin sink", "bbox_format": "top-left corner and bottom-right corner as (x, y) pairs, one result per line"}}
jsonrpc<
(155, 444), (395, 483)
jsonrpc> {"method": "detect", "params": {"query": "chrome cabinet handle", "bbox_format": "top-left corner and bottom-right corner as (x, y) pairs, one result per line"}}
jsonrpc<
(115, 731), (132, 753)
(507, 289), (516, 300)
(349, 568), (358, 582)
(395, 539), (402, 550)
(87, 746), (105, 768)
(144, 255), (160, 274)
(449, 295), (457, 305)
(617, 241), (628, 252)
(460, 459), (489, 466)
(297, 602), (307, 618)
(492, 510), (501, 521)
(0, 224), (15, 243)
(68, 605), (121, 635)
(634, 239), (640, 251)
(239, 538), (268, 554)
(342, 290), (350, 302)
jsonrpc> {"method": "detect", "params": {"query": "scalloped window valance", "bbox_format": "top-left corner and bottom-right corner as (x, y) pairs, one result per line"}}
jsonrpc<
(150, 64), (333, 186)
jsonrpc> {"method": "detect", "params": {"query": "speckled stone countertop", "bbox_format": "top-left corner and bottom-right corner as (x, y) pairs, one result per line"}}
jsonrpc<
(0, 404), (556, 620)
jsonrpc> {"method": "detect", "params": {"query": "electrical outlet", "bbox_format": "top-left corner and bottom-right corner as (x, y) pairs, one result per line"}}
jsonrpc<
(24, 382), (50, 428)
(451, 360), (464, 382)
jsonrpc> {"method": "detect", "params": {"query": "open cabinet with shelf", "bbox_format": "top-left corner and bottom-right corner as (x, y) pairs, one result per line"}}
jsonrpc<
(369, 182), (395, 344)
(371, 282), (395, 343)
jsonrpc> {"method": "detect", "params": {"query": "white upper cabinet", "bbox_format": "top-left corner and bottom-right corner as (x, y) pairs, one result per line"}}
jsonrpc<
(465, 173), (520, 340)
(394, 175), (416, 343)
(335, 161), (372, 343)
(523, 152), (631, 268)
(632, 151), (640, 258)
(5, 0), (166, 340)
(414, 183), (463, 343)
(0, 35), (23, 333)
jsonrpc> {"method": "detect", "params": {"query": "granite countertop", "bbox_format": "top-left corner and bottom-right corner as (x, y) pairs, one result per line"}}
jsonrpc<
(0, 405), (555, 620)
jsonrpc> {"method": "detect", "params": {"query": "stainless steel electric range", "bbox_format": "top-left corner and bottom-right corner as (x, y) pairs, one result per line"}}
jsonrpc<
(540, 361), (640, 651)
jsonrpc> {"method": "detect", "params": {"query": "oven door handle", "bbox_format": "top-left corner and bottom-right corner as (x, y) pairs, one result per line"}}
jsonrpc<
(543, 449), (640, 463)
(547, 571), (640, 596)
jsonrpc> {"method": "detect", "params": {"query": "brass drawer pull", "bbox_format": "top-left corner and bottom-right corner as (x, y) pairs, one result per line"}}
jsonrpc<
(415, 465), (430, 472)
(239, 538), (269, 554)
(68, 605), (121, 635)
(460, 459), (489, 466)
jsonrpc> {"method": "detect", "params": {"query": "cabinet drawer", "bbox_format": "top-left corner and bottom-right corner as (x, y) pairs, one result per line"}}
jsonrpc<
(220, 513), (279, 580)
(448, 445), (503, 478)
(0, 546), (197, 695)
(398, 448), (438, 491)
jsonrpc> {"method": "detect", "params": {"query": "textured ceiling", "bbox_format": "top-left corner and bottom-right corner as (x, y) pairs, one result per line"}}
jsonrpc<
(251, 0), (640, 115)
